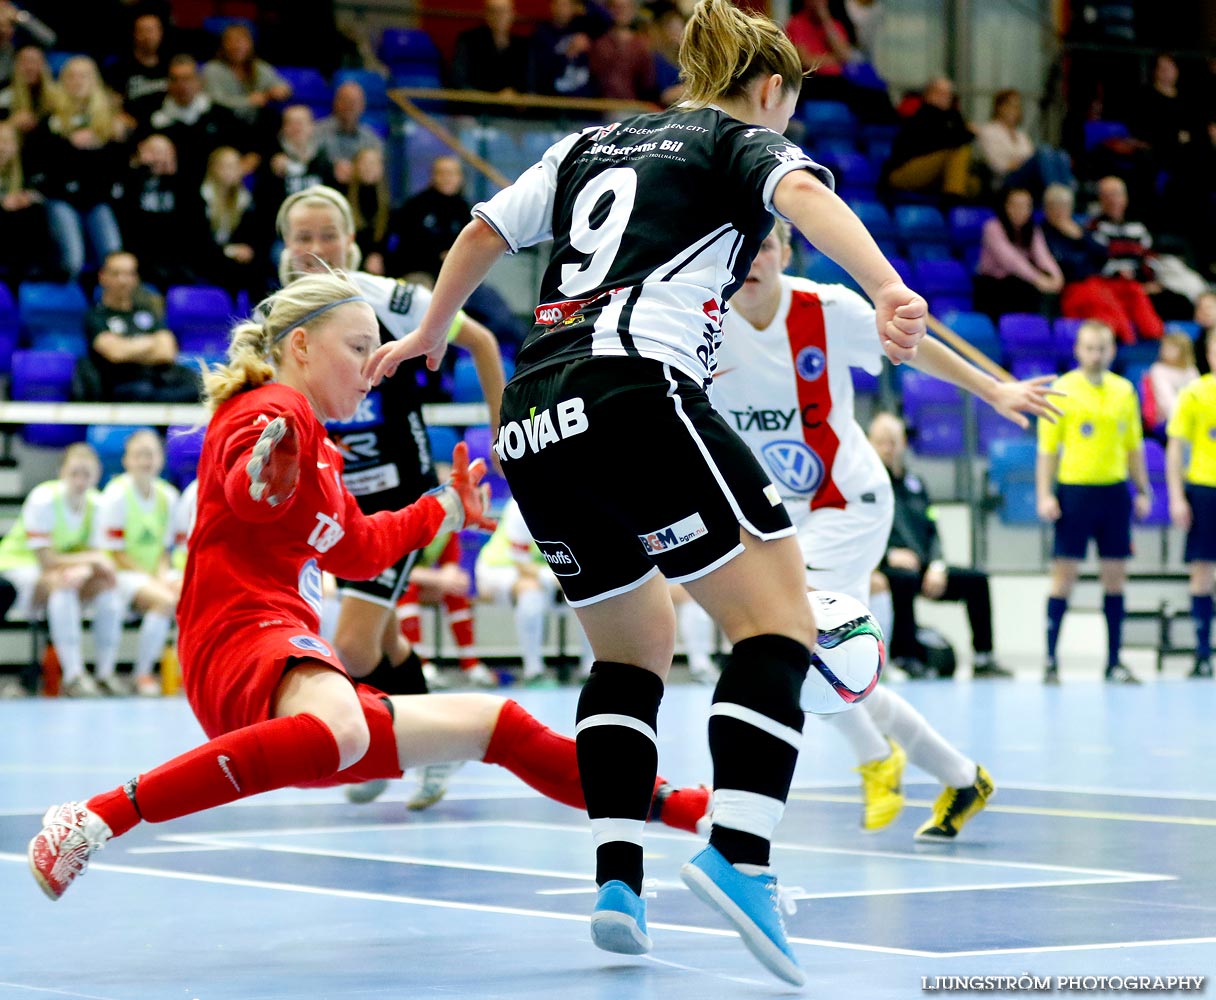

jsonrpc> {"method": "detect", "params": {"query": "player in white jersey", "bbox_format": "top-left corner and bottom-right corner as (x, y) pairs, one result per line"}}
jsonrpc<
(671, 218), (1061, 838)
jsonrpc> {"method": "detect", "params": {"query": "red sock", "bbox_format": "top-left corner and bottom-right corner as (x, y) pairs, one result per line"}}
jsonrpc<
(398, 584), (422, 644)
(87, 714), (341, 838)
(483, 699), (586, 809)
(445, 594), (478, 669)
(657, 784), (712, 834)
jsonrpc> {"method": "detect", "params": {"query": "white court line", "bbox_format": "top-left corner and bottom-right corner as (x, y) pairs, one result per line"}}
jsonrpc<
(0, 852), (1192, 960)
(0, 982), (121, 1000)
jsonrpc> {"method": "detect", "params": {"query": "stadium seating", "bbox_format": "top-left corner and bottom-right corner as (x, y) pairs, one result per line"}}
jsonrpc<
(947, 205), (995, 252)
(86, 424), (154, 484)
(0, 284), (18, 374)
(379, 27), (442, 75)
(19, 282), (89, 353)
(1052, 317), (1083, 368)
(799, 101), (858, 143)
(818, 151), (877, 200)
(940, 310), (1002, 364)
(10, 350), (84, 448)
(165, 286), (233, 361)
(335, 68), (389, 111)
(450, 355), (485, 403)
(803, 253), (859, 290)
(894, 204), (950, 256)
(277, 67), (331, 118)
(914, 259), (972, 305)
(1138, 439), (1171, 525)
(902, 369), (965, 456)
(986, 437), (1039, 524)
(426, 425), (460, 464)
(1084, 120), (1129, 151)
(847, 199), (896, 246)
(165, 425), (206, 490)
(998, 313), (1054, 362)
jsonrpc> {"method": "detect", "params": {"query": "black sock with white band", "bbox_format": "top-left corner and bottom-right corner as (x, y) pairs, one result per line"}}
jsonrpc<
(708, 634), (810, 868)
(575, 661), (664, 895)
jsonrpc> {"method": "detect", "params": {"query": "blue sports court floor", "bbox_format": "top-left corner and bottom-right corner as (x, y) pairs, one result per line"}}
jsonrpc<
(1, 679), (1214, 998)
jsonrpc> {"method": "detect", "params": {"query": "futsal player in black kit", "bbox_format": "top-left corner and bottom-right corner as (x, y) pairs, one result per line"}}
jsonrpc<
(370, 0), (926, 985)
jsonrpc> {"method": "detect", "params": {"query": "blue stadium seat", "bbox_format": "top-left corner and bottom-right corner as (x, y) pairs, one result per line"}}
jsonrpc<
(799, 101), (858, 142)
(389, 68), (443, 91)
(379, 27), (442, 72)
(10, 350), (85, 448)
(1137, 439), (1170, 525)
(87, 424), (155, 485)
(1052, 317), (1083, 368)
(818, 151), (877, 199)
(847, 199), (896, 244)
(19, 281), (88, 345)
(0, 283), (17, 373)
(894, 204), (949, 255)
(165, 425), (206, 490)
(1084, 120), (1129, 151)
(940, 310), (1001, 363)
(166, 286), (233, 359)
(1010, 356), (1057, 380)
(335, 69), (389, 111)
(277, 67), (332, 117)
(1115, 340), (1159, 375)
(887, 255), (913, 287)
(987, 437), (1039, 524)
(803, 253), (859, 291)
(426, 425), (460, 464)
(810, 137), (858, 158)
(947, 205), (995, 252)
(450, 355), (484, 403)
(999, 313), (1053, 360)
(901, 369), (965, 456)
(915, 259), (972, 302)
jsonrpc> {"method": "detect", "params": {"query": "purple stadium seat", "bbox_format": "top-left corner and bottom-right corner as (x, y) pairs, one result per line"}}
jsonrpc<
(19, 281), (88, 345)
(379, 27), (441, 72)
(1053, 317), (1083, 368)
(902, 369), (965, 456)
(818, 151), (877, 199)
(277, 67), (332, 117)
(1136, 439), (1170, 524)
(166, 286), (233, 359)
(947, 206), (995, 252)
(914, 259), (972, 300)
(999, 313), (1053, 359)
(10, 349), (85, 448)
(1010, 356), (1058, 381)
(165, 425), (206, 490)
(894, 204), (949, 252)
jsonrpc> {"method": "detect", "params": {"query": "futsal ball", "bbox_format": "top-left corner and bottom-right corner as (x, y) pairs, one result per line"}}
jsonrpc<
(802, 590), (885, 715)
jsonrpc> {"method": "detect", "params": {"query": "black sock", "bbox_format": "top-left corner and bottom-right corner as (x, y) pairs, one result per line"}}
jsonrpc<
(708, 634), (810, 867)
(575, 661), (663, 894)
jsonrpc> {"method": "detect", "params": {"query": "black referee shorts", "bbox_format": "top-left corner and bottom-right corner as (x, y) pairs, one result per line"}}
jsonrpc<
(498, 357), (793, 606)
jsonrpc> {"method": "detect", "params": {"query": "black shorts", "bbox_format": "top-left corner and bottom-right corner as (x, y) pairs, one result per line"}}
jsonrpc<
(499, 357), (793, 606)
(1185, 485), (1216, 562)
(337, 549), (421, 609)
(1053, 482), (1132, 560)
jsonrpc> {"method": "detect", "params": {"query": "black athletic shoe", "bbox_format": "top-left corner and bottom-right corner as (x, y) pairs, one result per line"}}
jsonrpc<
(1189, 658), (1212, 679)
(1104, 663), (1141, 684)
(1043, 663), (1060, 685)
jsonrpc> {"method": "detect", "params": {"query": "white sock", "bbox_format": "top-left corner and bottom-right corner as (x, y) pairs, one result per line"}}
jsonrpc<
(514, 588), (546, 678)
(134, 610), (172, 678)
(862, 686), (975, 788)
(868, 588), (893, 650)
(678, 599), (715, 674)
(47, 588), (84, 683)
(90, 588), (125, 680)
(818, 704), (890, 763)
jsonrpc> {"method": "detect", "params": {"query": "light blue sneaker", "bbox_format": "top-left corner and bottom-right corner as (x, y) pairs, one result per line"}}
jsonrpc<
(680, 845), (806, 987)
(590, 880), (652, 955)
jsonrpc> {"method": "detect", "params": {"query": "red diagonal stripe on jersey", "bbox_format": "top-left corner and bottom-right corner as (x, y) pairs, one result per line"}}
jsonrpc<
(786, 289), (847, 511)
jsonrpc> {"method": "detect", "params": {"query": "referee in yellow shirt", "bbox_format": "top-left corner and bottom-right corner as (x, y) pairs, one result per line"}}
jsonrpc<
(1036, 320), (1152, 684)
(1166, 326), (1216, 678)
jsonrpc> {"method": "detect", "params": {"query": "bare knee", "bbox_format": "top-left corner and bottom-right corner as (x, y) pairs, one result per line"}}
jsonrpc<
(317, 702), (371, 770)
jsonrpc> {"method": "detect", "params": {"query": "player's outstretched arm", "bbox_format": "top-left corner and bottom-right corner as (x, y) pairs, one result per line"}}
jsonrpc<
(773, 170), (926, 365)
(369, 219), (510, 382)
(909, 337), (1066, 429)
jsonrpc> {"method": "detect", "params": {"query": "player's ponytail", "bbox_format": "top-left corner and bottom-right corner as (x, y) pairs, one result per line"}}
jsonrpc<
(203, 269), (365, 411)
(679, 0), (803, 108)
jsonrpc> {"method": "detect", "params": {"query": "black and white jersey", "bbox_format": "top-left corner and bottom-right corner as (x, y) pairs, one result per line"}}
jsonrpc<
(473, 105), (831, 388)
(325, 271), (441, 513)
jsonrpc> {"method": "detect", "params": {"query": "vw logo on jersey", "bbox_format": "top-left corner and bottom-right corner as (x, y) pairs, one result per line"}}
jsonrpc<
(298, 557), (324, 620)
(795, 346), (827, 382)
(289, 635), (332, 657)
(761, 440), (824, 495)
(327, 392), (382, 432)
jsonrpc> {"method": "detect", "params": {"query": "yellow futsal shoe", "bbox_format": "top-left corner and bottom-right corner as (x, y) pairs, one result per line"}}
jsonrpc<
(915, 765), (995, 840)
(856, 739), (906, 831)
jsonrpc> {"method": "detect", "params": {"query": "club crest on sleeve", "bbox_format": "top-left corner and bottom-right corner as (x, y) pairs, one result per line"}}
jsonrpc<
(289, 635), (331, 656)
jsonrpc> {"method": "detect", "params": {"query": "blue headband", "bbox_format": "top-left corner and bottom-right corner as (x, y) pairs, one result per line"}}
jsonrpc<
(270, 296), (368, 345)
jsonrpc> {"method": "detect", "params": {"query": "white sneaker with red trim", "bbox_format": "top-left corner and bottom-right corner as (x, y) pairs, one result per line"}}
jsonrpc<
(28, 802), (113, 900)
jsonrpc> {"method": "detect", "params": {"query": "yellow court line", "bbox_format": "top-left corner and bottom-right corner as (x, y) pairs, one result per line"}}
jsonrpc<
(789, 791), (1216, 827)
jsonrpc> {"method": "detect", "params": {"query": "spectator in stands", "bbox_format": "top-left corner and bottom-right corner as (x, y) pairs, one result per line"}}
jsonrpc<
(0, 45), (58, 136)
(1166, 325), (1216, 679)
(449, 0), (530, 95)
(1089, 174), (1205, 323)
(883, 76), (979, 200)
(347, 145), (389, 275)
(973, 186), (1063, 320)
(1143, 331), (1198, 442)
(785, 0), (891, 122)
(0, 2), (19, 90)
(314, 80), (384, 185)
(80, 250), (200, 403)
(973, 89), (1074, 197)
(0, 443), (126, 698)
(1195, 291), (1216, 376)
(648, 5), (687, 106)
(0, 118), (53, 285)
(142, 54), (258, 184)
(842, 0), (884, 60)
(23, 56), (125, 281)
(386, 155), (471, 281)
(1036, 319), (1151, 685)
(526, 0), (608, 99)
(95, 429), (180, 697)
(254, 104), (336, 216)
(199, 145), (268, 300)
(869, 412), (1010, 680)
(1043, 182), (1162, 344)
(588, 0), (655, 102)
(201, 23), (291, 128)
(1127, 54), (1195, 213)
(106, 11), (170, 115)
(119, 133), (212, 290)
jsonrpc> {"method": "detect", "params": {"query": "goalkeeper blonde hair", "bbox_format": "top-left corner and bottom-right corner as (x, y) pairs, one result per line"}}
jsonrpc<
(203, 270), (365, 411)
